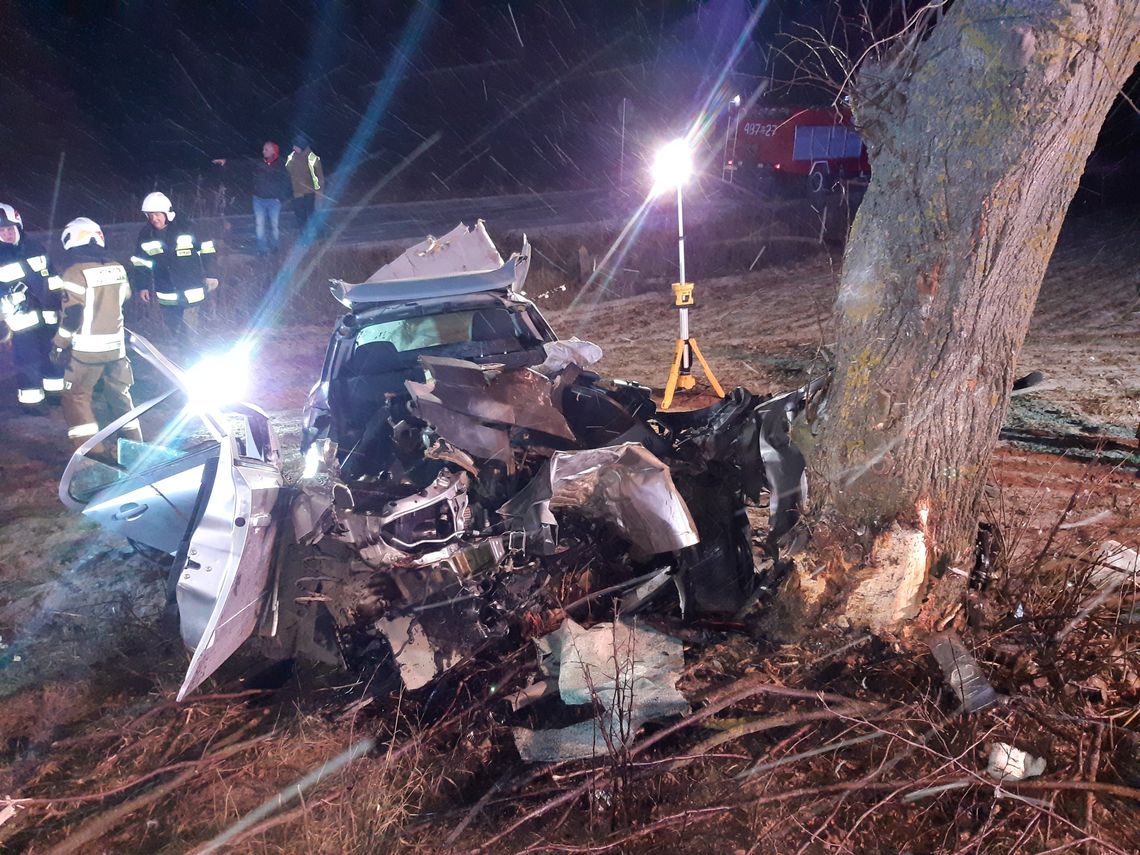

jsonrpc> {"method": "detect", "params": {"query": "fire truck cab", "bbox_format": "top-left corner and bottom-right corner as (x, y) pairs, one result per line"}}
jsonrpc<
(725, 105), (870, 194)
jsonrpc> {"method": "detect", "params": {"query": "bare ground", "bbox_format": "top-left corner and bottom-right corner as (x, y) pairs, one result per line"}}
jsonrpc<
(0, 205), (1137, 852)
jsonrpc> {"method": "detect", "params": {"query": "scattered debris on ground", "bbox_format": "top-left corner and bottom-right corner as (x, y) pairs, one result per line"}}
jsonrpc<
(1, 212), (1137, 853)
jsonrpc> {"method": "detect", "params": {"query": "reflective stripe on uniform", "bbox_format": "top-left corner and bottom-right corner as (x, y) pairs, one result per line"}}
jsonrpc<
(41, 310), (59, 324)
(17, 388), (46, 404)
(130, 255), (154, 268)
(57, 327), (73, 338)
(68, 422), (99, 438)
(176, 234), (195, 248)
(42, 377), (65, 392)
(5, 310), (40, 331)
(73, 332), (125, 353)
(26, 255), (48, 273)
(199, 240), (216, 253)
(307, 151), (321, 190)
(0, 261), (25, 282)
(155, 291), (178, 302)
(82, 265), (127, 287)
(184, 287), (206, 303)
(59, 281), (86, 296)
(4, 289), (26, 307)
(141, 240), (164, 255)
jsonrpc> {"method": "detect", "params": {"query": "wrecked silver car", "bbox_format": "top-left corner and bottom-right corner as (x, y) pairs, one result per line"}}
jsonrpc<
(60, 222), (817, 700)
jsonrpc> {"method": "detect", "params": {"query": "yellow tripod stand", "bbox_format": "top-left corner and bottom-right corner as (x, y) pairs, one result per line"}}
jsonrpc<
(661, 281), (725, 410)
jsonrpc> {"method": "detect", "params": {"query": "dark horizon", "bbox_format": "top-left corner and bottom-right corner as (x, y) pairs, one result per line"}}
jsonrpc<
(2, 0), (1137, 228)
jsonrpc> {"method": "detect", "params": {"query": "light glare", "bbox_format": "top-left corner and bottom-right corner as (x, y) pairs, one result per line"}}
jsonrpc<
(651, 139), (692, 192)
(183, 345), (251, 411)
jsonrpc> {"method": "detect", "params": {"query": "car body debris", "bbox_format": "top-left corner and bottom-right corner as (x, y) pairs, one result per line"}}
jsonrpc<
(928, 632), (1003, 712)
(986, 743), (1047, 782)
(59, 221), (820, 701)
(511, 618), (688, 762)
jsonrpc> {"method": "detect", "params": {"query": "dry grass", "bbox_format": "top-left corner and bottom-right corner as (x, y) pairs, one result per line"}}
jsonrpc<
(2, 489), (1137, 854)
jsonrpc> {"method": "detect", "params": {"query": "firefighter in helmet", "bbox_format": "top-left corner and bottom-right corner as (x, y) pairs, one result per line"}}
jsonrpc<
(0, 203), (64, 413)
(130, 192), (219, 353)
(52, 217), (142, 456)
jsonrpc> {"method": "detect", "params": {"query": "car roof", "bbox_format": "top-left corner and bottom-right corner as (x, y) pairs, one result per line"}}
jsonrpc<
(330, 262), (522, 308)
(329, 222), (531, 309)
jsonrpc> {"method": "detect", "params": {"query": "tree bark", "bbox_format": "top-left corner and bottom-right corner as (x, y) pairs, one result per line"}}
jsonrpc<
(780, 0), (1140, 633)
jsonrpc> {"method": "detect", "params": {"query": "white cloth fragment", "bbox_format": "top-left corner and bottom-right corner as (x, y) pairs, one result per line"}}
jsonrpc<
(538, 338), (604, 374)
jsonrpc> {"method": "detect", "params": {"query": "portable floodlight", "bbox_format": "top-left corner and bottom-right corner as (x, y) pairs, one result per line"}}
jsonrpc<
(651, 139), (724, 410)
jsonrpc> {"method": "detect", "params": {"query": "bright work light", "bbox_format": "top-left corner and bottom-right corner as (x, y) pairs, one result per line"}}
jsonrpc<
(651, 138), (693, 193)
(183, 344), (251, 412)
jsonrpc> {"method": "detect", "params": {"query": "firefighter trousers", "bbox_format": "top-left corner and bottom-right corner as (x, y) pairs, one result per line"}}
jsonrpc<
(12, 325), (63, 407)
(62, 355), (143, 454)
(159, 304), (199, 343)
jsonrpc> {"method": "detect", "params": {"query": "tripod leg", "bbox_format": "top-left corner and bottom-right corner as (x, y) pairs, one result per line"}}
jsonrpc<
(689, 338), (726, 398)
(662, 339), (686, 410)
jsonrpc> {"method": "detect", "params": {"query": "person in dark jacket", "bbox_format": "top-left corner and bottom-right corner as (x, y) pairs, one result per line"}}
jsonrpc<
(0, 202), (64, 413)
(213, 141), (292, 254)
(129, 192), (218, 353)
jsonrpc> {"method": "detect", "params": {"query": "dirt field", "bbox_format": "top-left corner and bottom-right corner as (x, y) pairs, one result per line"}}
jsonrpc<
(0, 204), (1137, 852)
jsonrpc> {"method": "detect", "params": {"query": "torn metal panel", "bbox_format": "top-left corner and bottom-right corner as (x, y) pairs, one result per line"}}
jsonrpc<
(373, 614), (442, 691)
(366, 221), (506, 282)
(928, 632), (1003, 713)
(502, 443), (699, 557)
(406, 380), (514, 468)
(417, 357), (577, 443)
(331, 222), (531, 307)
(672, 473), (756, 615)
(292, 482), (335, 546)
(512, 618), (688, 763)
(756, 400), (809, 540)
(497, 467), (560, 555)
(423, 438), (480, 477)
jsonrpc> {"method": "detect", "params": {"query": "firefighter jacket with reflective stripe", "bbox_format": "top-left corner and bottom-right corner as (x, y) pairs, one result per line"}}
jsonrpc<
(286, 148), (324, 197)
(54, 256), (131, 363)
(0, 237), (61, 334)
(130, 219), (217, 307)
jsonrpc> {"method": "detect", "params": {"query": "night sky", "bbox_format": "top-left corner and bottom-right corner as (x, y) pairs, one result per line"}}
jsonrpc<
(2, 1), (1136, 227)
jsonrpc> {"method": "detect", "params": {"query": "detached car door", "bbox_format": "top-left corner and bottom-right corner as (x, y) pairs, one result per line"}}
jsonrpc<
(59, 340), (285, 701)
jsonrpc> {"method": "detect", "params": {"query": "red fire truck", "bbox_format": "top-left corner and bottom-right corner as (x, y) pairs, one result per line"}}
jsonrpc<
(724, 105), (870, 193)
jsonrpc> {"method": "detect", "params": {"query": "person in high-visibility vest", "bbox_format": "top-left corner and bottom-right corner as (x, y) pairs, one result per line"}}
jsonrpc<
(130, 192), (219, 352)
(286, 134), (326, 232)
(52, 217), (142, 458)
(0, 203), (64, 413)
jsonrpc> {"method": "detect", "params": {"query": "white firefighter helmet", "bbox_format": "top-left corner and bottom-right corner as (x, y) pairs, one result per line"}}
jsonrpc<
(0, 203), (22, 232)
(62, 217), (106, 250)
(141, 191), (176, 222)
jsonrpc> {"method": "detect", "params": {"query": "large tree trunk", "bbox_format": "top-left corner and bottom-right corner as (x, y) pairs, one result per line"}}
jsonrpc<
(779, 0), (1140, 634)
